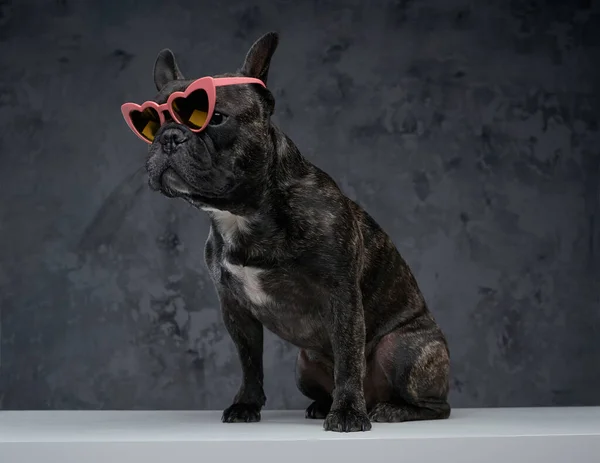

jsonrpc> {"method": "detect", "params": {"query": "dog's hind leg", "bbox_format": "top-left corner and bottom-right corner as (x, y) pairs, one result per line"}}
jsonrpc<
(295, 349), (334, 419)
(367, 317), (451, 423)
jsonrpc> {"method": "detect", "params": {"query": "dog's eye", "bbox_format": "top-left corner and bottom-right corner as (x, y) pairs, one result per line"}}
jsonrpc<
(209, 112), (227, 126)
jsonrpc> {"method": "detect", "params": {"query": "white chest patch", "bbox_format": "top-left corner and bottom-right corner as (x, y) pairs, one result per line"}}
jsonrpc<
(202, 208), (249, 242)
(223, 260), (271, 306)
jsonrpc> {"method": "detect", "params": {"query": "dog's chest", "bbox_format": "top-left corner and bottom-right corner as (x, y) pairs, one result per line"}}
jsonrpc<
(218, 259), (325, 347)
(221, 260), (271, 306)
(204, 209), (271, 306)
(204, 210), (324, 347)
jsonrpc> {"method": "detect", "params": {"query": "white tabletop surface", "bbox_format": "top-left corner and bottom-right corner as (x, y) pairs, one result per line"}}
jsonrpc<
(0, 407), (599, 442)
(1, 407), (599, 463)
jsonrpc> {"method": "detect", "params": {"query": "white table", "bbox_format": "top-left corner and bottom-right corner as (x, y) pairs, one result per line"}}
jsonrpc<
(1, 408), (599, 462)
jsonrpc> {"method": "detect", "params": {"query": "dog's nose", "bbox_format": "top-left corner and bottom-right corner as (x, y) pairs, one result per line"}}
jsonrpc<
(160, 128), (187, 154)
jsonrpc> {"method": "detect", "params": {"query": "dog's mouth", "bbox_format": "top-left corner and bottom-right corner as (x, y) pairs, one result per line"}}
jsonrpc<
(160, 167), (195, 197)
(156, 165), (237, 203)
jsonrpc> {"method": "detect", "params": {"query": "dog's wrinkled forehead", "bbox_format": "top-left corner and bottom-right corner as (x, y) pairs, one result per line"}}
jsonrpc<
(152, 75), (261, 117)
(153, 79), (190, 104)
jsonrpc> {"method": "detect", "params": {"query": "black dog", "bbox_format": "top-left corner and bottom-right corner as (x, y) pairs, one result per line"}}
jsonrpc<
(142, 32), (451, 432)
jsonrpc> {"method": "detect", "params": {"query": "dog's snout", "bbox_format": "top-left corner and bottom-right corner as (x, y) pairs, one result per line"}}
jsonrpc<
(160, 128), (187, 153)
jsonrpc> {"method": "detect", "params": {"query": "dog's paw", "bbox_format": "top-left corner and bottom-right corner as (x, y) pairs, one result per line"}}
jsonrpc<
(368, 402), (398, 422)
(305, 401), (331, 419)
(323, 407), (372, 432)
(222, 403), (262, 423)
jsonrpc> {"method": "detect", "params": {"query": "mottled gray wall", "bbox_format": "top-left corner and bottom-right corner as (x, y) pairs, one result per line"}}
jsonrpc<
(0, 0), (599, 410)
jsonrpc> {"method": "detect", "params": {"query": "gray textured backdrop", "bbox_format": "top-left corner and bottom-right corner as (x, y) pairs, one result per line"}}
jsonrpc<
(0, 0), (599, 410)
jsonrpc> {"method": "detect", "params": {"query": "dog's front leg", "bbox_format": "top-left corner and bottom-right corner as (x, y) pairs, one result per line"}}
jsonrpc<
(220, 294), (266, 423)
(323, 290), (372, 432)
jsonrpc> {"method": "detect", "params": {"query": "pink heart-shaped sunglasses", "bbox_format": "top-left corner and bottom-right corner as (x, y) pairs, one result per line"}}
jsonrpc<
(121, 76), (266, 143)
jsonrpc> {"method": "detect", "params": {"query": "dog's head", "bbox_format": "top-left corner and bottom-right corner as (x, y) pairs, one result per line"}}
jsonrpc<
(139, 32), (279, 211)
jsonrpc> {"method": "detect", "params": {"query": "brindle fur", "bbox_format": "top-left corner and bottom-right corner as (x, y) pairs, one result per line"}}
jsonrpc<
(143, 32), (451, 432)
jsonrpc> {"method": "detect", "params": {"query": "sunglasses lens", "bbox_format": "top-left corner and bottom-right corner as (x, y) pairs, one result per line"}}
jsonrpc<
(172, 89), (209, 130)
(130, 107), (161, 141)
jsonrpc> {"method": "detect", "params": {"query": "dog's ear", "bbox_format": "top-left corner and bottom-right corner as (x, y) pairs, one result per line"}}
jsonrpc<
(153, 48), (185, 91)
(240, 32), (279, 85)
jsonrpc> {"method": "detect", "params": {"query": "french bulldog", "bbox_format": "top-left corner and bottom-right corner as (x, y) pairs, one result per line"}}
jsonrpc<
(132, 32), (451, 432)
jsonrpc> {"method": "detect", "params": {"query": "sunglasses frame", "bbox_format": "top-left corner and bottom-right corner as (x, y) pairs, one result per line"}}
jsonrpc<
(121, 76), (266, 144)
